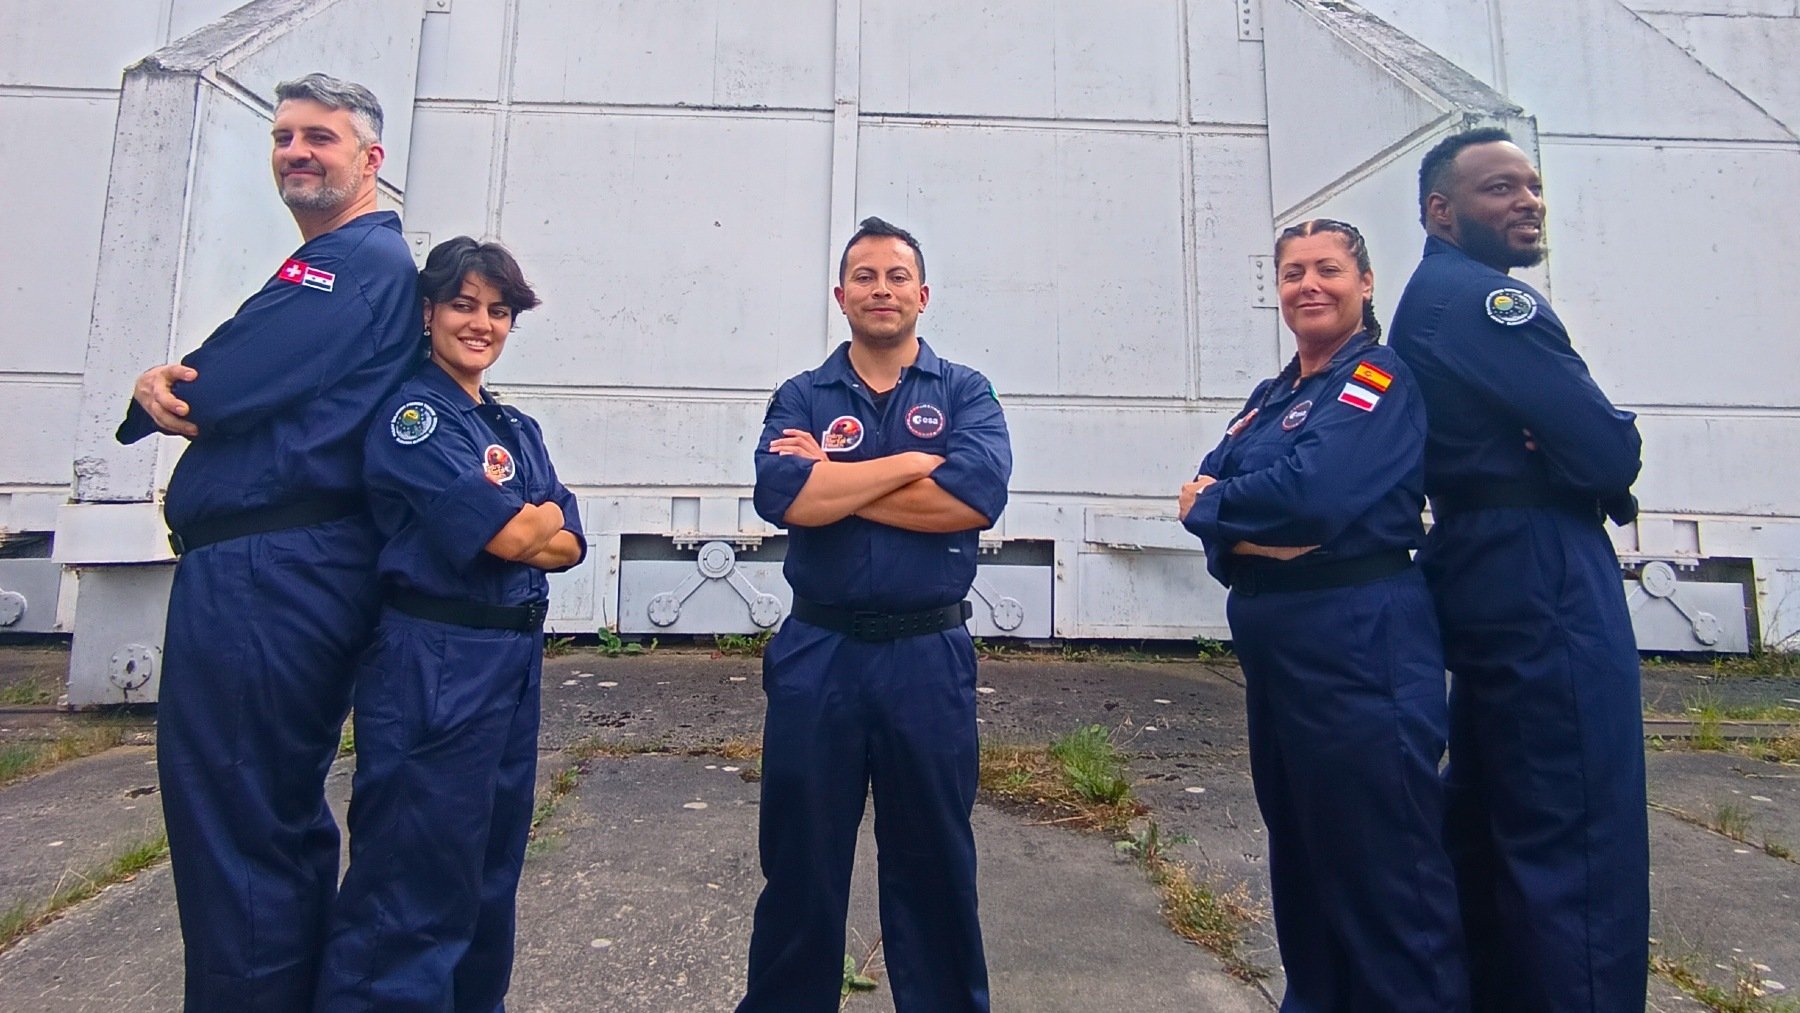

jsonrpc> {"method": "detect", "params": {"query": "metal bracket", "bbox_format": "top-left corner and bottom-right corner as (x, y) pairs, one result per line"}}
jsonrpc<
(110, 644), (158, 692)
(646, 540), (783, 629)
(0, 588), (24, 627)
(1626, 561), (1724, 647)
(425, 0), (451, 13)
(970, 575), (1026, 633)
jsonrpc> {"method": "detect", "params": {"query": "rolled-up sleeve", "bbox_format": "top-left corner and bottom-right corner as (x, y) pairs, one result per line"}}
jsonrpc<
(927, 370), (1012, 524)
(366, 402), (525, 569)
(753, 380), (817, 527)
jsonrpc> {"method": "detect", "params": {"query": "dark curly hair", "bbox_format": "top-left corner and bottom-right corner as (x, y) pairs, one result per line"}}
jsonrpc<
(419, 236), (541, 314)
(838, 216), (925, 284)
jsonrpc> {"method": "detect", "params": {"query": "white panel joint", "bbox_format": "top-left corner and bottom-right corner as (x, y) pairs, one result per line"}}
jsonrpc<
(1249, 255), (1277, 308)
(1237, 0), (1263, 42)
(426, 0), (450, 13)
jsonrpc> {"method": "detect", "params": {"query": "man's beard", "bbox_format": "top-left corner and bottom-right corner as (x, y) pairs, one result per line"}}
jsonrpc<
(280, 167), (359, 213)
(1455, 213), (1546, 270)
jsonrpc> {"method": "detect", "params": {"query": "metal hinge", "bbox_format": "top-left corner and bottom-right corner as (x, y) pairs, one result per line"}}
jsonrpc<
(426, 0), (450, 13)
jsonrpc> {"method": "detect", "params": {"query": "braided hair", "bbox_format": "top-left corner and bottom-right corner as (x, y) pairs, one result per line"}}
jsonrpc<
(1274, 218), (1380, 342)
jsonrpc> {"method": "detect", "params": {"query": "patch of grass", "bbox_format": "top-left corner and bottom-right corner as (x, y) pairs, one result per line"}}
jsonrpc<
(596, 630), (655, 658)
(1744, 734), (1800, 764)
(0, 725), (131, 786)
(1712, 803), (1752, 843)
(713, 630), (774, 657)
(841, 952), (878, 997)
(978, 729), (1144, 833)
(0, 680), (56, 706)
(1687, 691), (1729, 752)
(1193, 636), (1232, 660)
(1050, 725), (1132, 805)
(1652, 954), (1800, 1013)
(1649, 801), (1796, 864)
(0, 833), (169, 954)
(542, 634), (577, 658)
(1710, 648), (1798, 679)
(1118, 820), (1267, 982)
(337, 718), (355, 758)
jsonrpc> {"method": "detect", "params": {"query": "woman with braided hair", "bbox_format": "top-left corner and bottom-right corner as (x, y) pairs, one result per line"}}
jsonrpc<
(1178, 219), (1468, 1011)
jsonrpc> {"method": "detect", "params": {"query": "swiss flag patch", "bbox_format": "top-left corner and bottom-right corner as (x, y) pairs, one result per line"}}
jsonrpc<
(276, 258), (335, 293)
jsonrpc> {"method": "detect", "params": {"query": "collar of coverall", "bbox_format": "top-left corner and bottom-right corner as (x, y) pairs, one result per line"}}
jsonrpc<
(811, 338), (945, 387)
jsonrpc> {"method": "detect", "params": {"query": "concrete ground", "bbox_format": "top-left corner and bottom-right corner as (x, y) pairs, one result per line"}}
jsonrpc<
(0, 643), (1795, 1011)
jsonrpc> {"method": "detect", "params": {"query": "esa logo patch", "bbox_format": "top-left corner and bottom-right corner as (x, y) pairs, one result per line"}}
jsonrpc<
(390, 401), (437, 445)
(905, 403), (946, 439)
(1281, 400), (1313, 431)
(1486, 288), (1538, 326)
(822, 415), (864, 452)
(483, 444), (516, 484)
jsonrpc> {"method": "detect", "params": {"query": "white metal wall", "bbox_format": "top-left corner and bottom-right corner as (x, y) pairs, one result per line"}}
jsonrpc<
(5, 0), (1799, 663)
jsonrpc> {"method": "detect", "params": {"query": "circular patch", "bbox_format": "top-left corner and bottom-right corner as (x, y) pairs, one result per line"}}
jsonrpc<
(1281, 400), (1313, 431)
(821, 415), (864, 453)
(1486, 288), (1538, 326)
(390, 401), (437, 445)
(905, 403), (946, 439)
(483, 444), (516, 483)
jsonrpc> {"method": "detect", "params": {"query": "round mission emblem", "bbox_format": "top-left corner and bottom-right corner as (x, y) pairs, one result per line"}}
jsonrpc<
(1486, 288), (1538, 326)
(390, 401), (437, 445)
(905, 403), (946, 439)
(1281, 400), (1313, 431)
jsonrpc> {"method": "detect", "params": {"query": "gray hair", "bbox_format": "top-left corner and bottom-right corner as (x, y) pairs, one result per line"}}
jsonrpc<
(274, 73), (383, 146)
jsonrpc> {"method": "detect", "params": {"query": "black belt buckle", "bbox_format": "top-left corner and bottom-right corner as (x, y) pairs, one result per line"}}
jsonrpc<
(167, 532), (186, 557)
(524, 600), (549, 630)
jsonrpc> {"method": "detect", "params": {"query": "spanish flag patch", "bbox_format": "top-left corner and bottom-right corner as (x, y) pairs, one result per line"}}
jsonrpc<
(1351, 361), (1393, 393)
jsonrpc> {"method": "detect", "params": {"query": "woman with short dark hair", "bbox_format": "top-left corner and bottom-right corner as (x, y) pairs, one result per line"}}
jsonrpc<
(1179, 220), (1467, 1012)
(315, 237), (584, 1011)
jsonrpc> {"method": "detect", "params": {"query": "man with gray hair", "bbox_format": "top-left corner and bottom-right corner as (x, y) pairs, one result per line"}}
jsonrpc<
(117, 72), (421, 1011)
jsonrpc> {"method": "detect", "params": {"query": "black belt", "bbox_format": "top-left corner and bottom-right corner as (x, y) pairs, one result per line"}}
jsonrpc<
(387, 587), (549, 632)
(790, 597), (973, 642)
(168, 495), (364, 556)
(1429, 481), (1601, 523)
(1230, 549), (1412, 596)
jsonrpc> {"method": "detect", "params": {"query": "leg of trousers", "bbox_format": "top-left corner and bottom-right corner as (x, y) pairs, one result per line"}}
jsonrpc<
(1229, 570), (1469, 1013)
(737, 620), (989, 1013)
(313, 613), (540, 1013)
(158, 517), (380, 1013)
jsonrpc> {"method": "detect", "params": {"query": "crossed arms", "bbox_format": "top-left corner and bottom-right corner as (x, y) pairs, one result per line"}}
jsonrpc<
(769, 428), (989, 533)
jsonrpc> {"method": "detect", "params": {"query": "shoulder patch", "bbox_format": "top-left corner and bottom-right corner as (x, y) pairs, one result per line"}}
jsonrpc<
(390, 401), (437, 445)
(1351, 361), (1393, 392)
(1485, 288), (1538, 326)
(277, 258), (335, 293)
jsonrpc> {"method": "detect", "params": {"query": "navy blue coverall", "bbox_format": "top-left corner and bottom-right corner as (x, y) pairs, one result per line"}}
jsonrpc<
(740, 340), (1011, 1013)
(1183, 335), (1469, 1013)
(117, 211), (419, 1011)
(313, 361), (585, 1012)
(1391, 236), (1647, 1012)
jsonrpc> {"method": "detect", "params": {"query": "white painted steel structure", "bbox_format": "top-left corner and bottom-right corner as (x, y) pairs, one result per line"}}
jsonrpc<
(1, 0), (1795, 702)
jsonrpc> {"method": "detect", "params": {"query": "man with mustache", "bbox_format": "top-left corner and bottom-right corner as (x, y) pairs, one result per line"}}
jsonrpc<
(117, 73), (420, 1011)
(1391, 128), (1647, 1011)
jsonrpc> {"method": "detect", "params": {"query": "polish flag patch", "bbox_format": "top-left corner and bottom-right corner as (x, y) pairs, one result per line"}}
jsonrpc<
(276, 258), (335, 293)
(1338, 382), (1382, 412)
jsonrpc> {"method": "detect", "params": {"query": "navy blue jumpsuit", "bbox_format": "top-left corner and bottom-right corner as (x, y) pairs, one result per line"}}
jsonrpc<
(116, 211), (420, 1011)
(1182, 335), (1469, 1013)
(1391, 236), (1646, 1013)
(313, 360), (585, 1012)
(740, 340), (1011, 1013)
